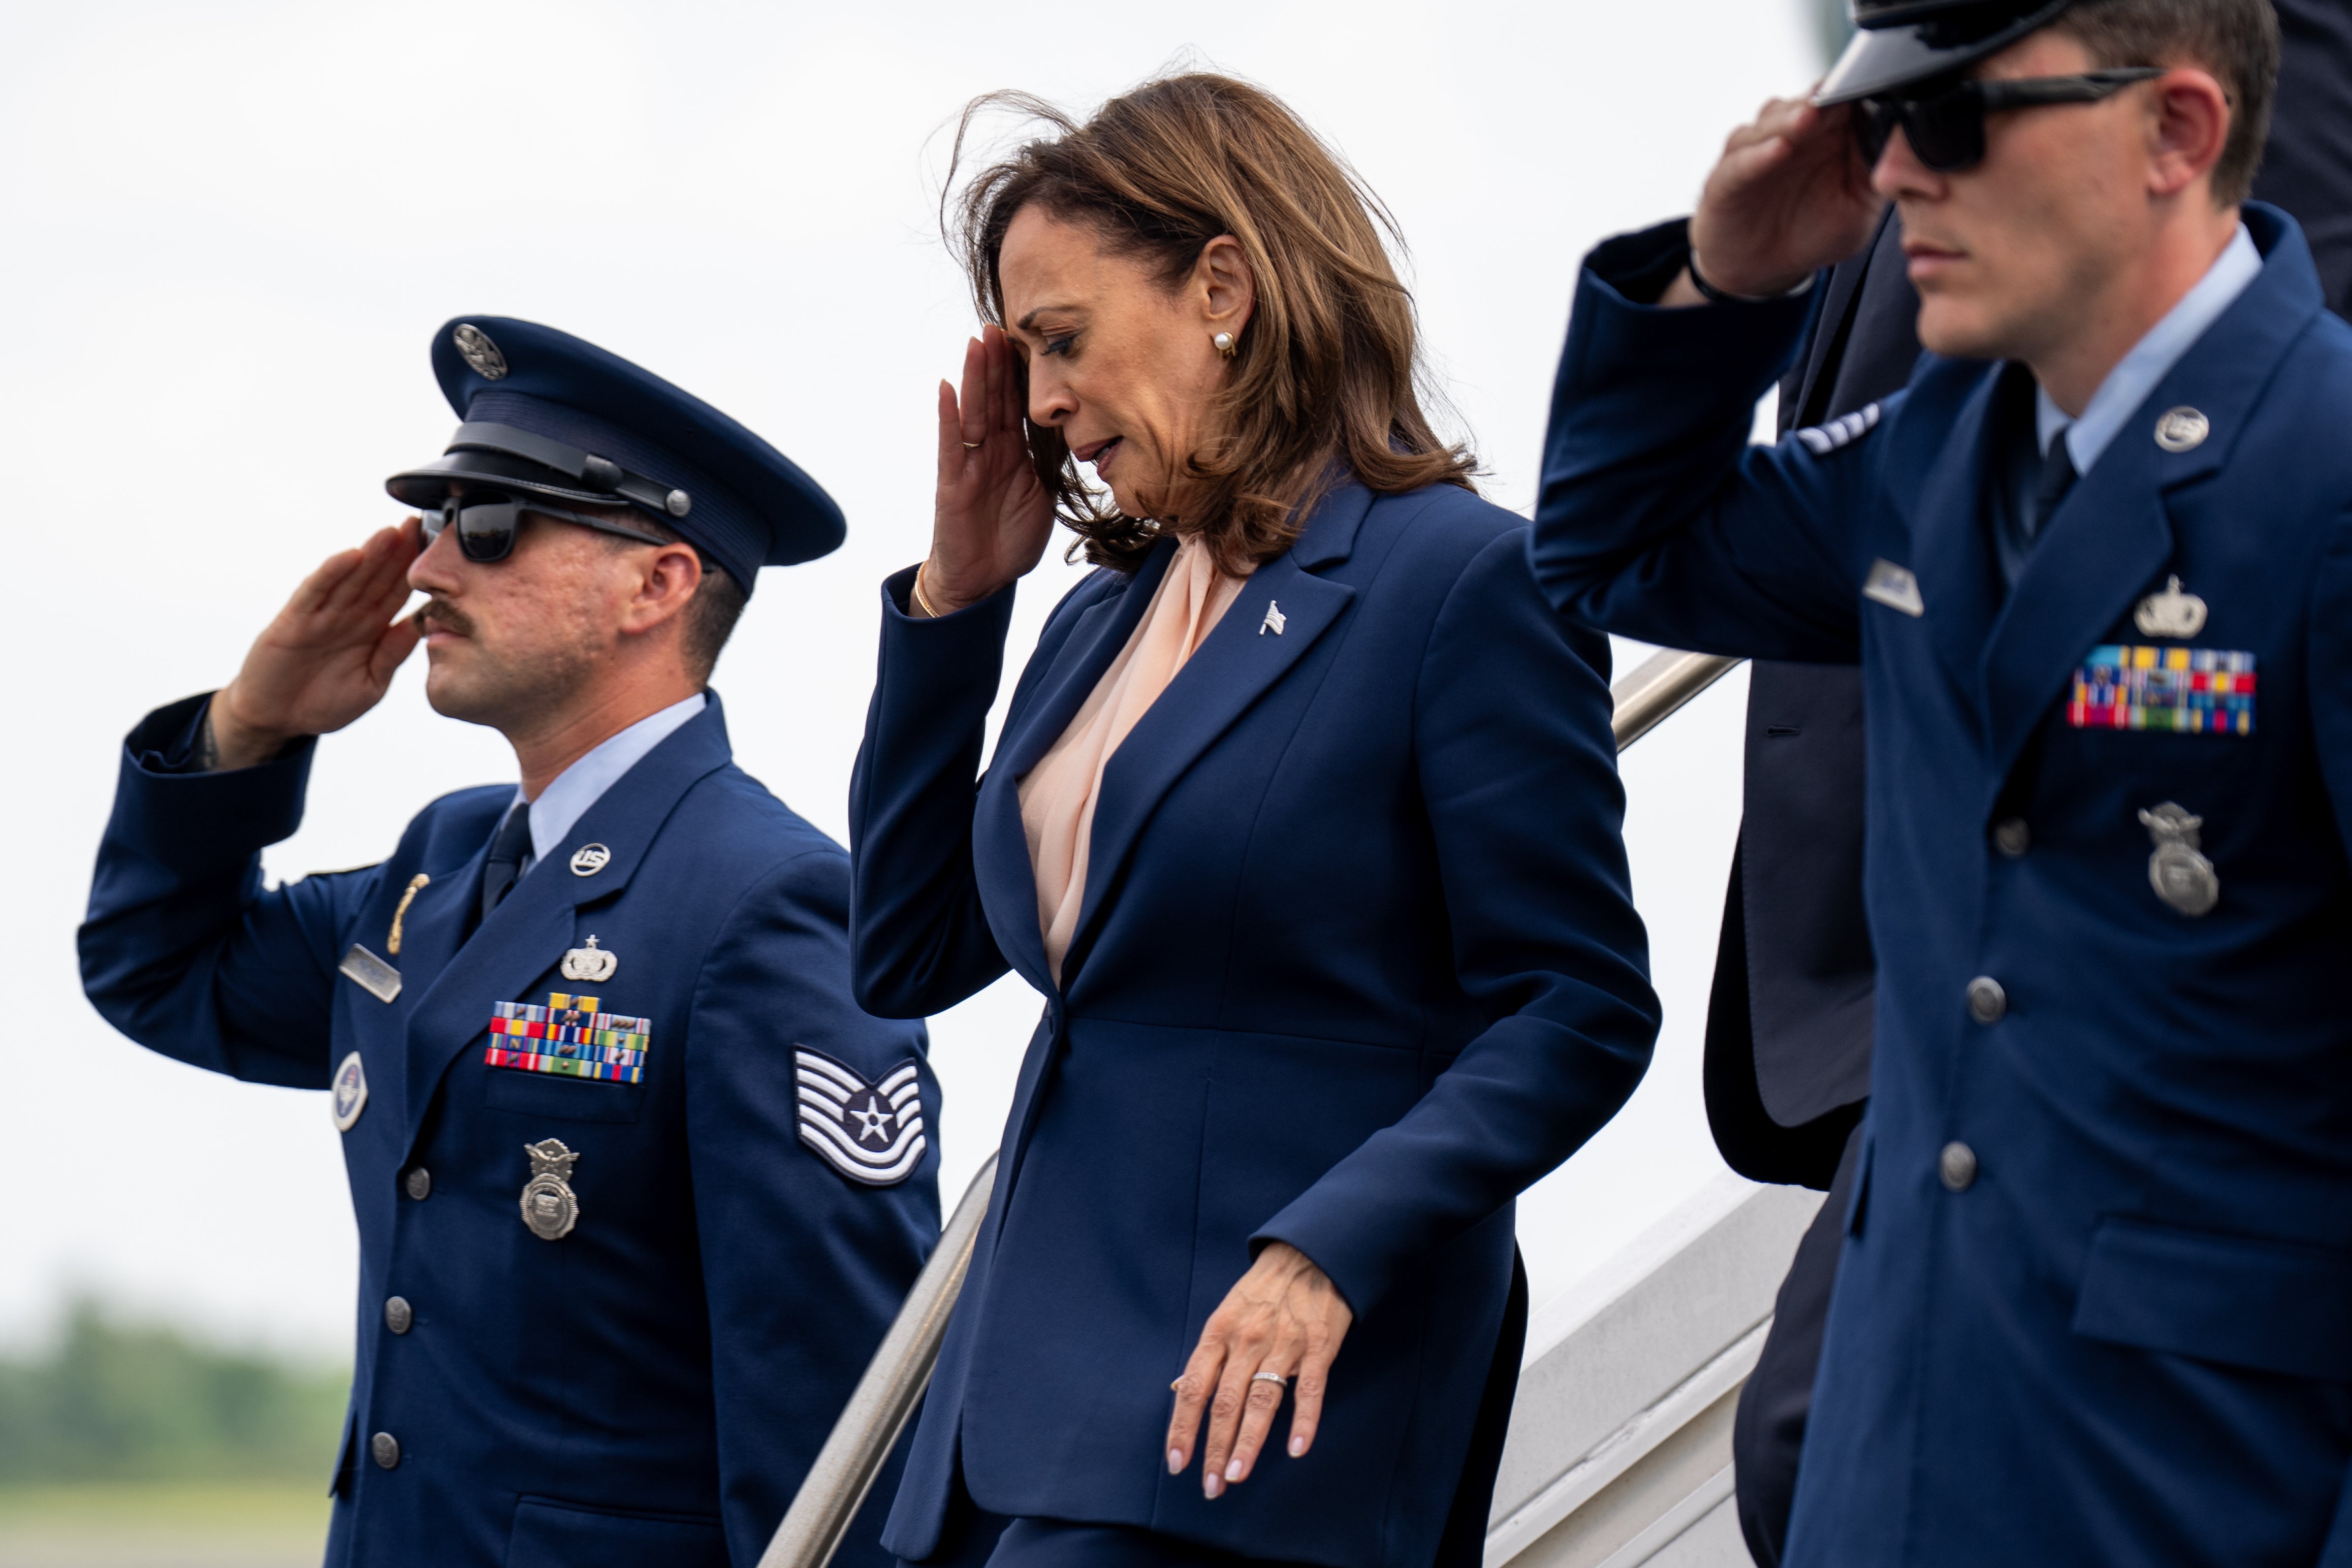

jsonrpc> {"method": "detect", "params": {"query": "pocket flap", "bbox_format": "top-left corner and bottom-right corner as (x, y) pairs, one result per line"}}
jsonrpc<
(507, 1496), (726, 1568)
(2073, 1216), (2352, 1380)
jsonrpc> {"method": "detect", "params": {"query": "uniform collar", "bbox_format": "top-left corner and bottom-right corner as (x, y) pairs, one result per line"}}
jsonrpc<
(2036, 221), (2263, 472)
(517, 690), (707, 873)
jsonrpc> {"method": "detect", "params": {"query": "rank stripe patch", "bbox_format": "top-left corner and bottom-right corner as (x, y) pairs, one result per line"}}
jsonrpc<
(793, 1048), (927, 1187)
(2070, 644), (2255, 734)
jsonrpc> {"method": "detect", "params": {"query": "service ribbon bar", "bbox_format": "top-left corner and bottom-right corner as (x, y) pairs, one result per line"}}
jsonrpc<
(2069, 644), (2255, 735)
(485, 994), (652, 1084)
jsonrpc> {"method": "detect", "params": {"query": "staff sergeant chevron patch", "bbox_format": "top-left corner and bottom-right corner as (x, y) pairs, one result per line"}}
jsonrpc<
(794, 1048), (928, 1187)
(1793, 401), (1882, 456)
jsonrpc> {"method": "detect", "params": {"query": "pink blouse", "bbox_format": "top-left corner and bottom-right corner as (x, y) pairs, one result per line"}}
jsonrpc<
(1017, 537), (1249, 982)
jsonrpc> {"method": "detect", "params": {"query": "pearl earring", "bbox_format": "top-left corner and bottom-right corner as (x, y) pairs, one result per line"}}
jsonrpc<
(1213, 331), (1236, 359)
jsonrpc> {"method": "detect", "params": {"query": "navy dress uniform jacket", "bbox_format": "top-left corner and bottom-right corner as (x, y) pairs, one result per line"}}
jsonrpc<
(78, 692), (939, 1568)
(1530, 205), (2352, 1566)
(848, 482), (1660, 1568)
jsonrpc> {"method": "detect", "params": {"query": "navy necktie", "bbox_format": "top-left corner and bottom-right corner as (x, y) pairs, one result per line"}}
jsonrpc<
(479, 802), (534, 922)
(2028, 431), (2079, 541)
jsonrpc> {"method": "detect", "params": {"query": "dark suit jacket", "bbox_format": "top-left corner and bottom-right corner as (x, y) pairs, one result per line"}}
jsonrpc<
(1537, 203), (2352, 1568)
(848, 482), (1659, 1568)
(79, 694), (936, 1568)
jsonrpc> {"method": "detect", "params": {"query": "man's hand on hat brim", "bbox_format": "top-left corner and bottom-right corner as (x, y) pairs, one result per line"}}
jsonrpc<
(1666, 95), (1886, 307)
(205, 519), (424, 771)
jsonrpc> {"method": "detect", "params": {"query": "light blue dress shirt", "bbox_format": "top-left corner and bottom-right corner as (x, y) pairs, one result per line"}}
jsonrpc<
(513, 691), (707, 877)
(2036, 222), (2263, 467)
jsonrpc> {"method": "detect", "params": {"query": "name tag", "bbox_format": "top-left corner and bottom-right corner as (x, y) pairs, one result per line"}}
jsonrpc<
(339, 943), (401, 1004)
(1863, 558), (1924, 617)
(2070, 645), (2255, 734)
(487, 992), (652, 1084)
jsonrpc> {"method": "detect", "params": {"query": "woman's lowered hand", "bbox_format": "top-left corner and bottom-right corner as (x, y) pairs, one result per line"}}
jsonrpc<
(918, 325), (1056, 616)
(1164, 1242), (1353, 1499)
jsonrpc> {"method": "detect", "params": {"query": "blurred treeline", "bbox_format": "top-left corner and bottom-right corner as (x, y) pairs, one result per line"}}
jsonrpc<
(0, 1298), (346, 1485)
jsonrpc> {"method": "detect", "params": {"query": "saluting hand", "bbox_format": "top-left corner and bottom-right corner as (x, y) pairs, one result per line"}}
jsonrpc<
(1165, 1241), (1353, 1500)
(916, 325), (1056, 617)
(206, 519), (424, 770)
(1674, 94), (1885, 302)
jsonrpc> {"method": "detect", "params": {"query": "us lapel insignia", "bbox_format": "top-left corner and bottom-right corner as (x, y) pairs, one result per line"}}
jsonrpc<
(2153, 406), (2209, 453)
(2133, 575), (2209, 639)
(2139, 802), (2219, 917)
(486, 993), (650, 1083)
(519, 1138), (580, 1240)
(794, 1048), (928, 1187)
(1259, 600), (1286, 636)
(330, 1051), (368, 1131)
(1862, 558), (1925, 617)
(559, 936), (618, 983)
(569, 844), (611, 877)
(338, 943), (401, 1004)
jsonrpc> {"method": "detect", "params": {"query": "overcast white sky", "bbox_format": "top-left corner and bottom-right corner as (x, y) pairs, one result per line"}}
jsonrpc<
(0, 1), (1820, 1354)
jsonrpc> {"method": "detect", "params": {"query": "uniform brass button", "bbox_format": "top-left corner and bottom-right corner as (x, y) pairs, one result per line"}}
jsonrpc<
(1993, 818), (2030, 858)
(1966, 976), (2007, 1024)
(371, 1431), (400, 1469)
(1940, 1141), (1979, 1192)
(384, 1297), (412, 1335)
(404, 1168), (431, 1201)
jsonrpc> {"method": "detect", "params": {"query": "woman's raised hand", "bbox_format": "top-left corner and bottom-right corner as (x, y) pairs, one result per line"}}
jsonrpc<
(919, 325), (1056, 616)
(1164, 1241), (1354, 1499)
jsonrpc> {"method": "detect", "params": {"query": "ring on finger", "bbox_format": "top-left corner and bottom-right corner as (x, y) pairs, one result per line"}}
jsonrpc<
(1250, 1370), (1289, 1387)
(962, 439), (984, 449)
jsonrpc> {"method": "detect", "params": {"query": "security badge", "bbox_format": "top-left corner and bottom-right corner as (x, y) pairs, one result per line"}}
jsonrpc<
(520, 1139), (580, 1240)
(794, 1048), (928, 1187)
(2139, 802), (2219, 917)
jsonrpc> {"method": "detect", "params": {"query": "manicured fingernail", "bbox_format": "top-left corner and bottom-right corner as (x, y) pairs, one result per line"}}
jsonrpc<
(1203, 1473), (1223, 1499)
(1168, 1449), (1184, 1474)
(1225, 1458), (1245, 1481)
(1289, 1435), (1307, 1456)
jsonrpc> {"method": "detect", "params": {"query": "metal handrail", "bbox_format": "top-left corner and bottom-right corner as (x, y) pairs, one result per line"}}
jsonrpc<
(760, 647), (1746, 1568)
(758, 1154), (999, 1568)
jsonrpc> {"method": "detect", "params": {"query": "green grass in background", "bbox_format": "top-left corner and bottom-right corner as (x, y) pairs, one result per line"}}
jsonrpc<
(0, 1298), (345, 1566)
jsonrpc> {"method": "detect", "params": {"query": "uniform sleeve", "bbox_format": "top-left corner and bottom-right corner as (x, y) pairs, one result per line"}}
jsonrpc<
(77, 693), (371, 1089)
(2306, 516), (2352, 1568)
(1530, 218), (1888, 663)
(1251, 530), (1663, 1315)
(845, 568), (1020, 1018)
(684, 845), (939, 1568)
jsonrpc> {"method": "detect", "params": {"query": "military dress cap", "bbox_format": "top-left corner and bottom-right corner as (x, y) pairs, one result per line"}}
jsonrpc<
(385, 316), (844, 591)
(1817, 0), (2079, 105)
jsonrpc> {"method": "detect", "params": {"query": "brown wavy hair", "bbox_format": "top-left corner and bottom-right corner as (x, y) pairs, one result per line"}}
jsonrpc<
(945, 72), (1476, 575)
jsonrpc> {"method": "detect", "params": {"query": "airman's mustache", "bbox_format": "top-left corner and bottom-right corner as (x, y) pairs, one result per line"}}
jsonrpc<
(416, 598), (474, 638)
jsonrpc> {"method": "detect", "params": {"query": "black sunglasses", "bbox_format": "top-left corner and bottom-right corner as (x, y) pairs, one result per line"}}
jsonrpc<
(1855, 69), (2165, 174)
(421, 493), (672, 564)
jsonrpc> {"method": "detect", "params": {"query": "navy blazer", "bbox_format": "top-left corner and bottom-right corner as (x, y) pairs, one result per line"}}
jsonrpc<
(1532, 207), (2352, 1566)
(849, 481), (1658, 1568)
(79, 693), (938, 1568)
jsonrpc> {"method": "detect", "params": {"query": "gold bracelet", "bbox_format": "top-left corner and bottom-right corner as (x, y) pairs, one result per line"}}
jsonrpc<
(911, 562), (942, 618)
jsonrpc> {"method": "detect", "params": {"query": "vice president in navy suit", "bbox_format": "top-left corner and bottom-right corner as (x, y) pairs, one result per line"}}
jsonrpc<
(849, 75), (1660, 1568)
(1534, 1), (2352, 1562)
(79, 319), (938, 1568)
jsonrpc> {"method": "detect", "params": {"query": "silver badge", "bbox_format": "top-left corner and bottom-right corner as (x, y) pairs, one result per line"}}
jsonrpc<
(520, 1138), (581, 1240)
(569, 843), (611, 877)
(2139, 802), (2219, 917)
(1863, 557), (1925, 617)
(453, 324), (508, 380)
(331, 1051), (369, 1131)
(2132, 574), (2209, 640)
(338, 943), (401, 1004)
(559, 935), (618, 983)
(2153, 406), (2209, 453)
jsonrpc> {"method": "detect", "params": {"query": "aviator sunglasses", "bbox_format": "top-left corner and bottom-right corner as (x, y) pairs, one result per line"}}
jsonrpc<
(1854, 68), (2165, 174)
(421, 493), (673, 564)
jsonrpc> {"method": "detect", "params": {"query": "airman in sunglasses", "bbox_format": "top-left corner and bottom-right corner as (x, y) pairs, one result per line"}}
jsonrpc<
(79, 317), (940, 1568)
(1531, 0), (2352, 1564)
